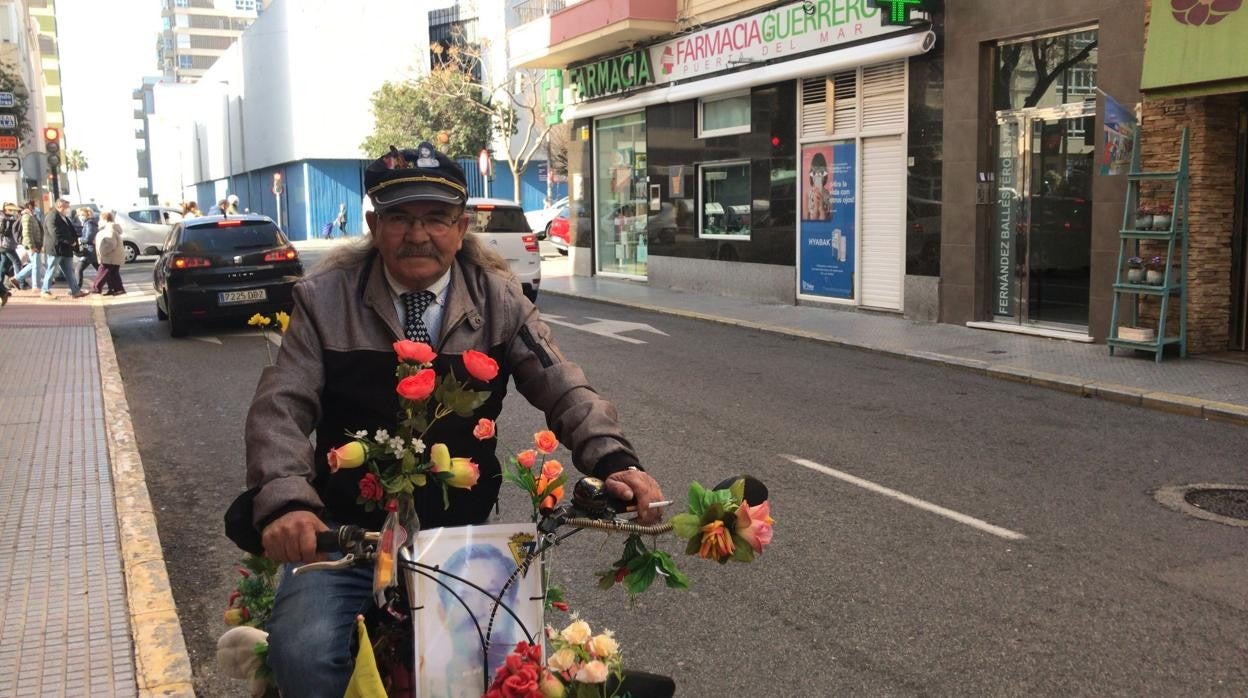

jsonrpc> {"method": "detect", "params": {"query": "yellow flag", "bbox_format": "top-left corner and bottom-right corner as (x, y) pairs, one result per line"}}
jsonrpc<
(344, 616), (388, 698)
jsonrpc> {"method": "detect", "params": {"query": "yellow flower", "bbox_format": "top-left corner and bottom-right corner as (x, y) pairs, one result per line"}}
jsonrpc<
(589, 633), (619, 659)
(560, 619), (591, 645)
(247, 313), (271, 327)
(574, 660), (609, 684)
(430, 443), (451, 471)
(274, 311), (290, 333)
(539, 672), (565, 698)
(697, 519), (735, 562)
(327, 441), (367, 472)
(546, 647), (577, 672)
(429, 444), (479, 489)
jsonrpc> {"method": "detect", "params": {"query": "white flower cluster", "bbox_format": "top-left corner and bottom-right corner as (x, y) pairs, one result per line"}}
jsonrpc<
(386, 436), (406, 458)
(411, 438), (426, 454)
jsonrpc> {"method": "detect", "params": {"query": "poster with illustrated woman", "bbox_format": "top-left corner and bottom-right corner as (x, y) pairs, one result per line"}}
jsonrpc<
(802, 145), (833, 222)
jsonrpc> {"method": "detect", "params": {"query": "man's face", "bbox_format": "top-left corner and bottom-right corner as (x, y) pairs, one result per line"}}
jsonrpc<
(366, 200), (467, 289)
(56, 201), (69, 215)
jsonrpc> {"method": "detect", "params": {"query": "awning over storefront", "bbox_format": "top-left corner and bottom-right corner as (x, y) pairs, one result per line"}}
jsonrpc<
(562, 29), (936, 121)
(1141, 1), (1248, 97)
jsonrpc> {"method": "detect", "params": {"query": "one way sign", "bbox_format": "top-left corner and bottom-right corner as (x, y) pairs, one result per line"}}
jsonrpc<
(0, 157), (19, 172)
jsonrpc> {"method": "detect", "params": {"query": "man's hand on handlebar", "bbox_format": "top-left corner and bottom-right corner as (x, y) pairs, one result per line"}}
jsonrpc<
(605, 468), (665, 525)
(262, 510), (329, 563)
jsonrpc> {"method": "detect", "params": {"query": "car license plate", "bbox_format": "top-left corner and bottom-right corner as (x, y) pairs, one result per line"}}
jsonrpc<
(218, 289), (267, 305)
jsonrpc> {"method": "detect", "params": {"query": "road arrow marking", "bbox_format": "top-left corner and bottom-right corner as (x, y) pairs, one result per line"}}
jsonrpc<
(543, 314), (668, 345)
(191, 331), (281, 347)
(781, 454), (1027, 541)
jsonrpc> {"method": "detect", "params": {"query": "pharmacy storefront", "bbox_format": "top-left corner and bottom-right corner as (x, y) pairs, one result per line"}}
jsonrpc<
(561, 0), (938, 311)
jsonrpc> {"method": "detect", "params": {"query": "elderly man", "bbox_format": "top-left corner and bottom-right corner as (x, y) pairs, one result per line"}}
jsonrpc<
(41, 198), (87, 299)
(237, 142), (662, 696)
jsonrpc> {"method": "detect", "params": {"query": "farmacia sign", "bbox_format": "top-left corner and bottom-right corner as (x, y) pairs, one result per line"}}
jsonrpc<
(568, 0), (917, 102)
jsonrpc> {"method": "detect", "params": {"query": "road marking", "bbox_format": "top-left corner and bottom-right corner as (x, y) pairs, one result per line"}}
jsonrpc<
(780, 454), (1027, 541)
(191, 336), (222, 345)
(190, 331), (281, 347)
(543, 314), (669, 344)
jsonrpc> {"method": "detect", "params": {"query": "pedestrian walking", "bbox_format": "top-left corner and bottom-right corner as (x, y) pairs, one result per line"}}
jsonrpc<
(11, 201), (44, 290)
(40, 199), (87, 299)
(334, 203), (347, 237)
(226, 194), (240, 215)
(182, 201), (202, 219)
(92, 211), (126, 296)
(75, 207), (99, 289)
(0, 203), (21, 291)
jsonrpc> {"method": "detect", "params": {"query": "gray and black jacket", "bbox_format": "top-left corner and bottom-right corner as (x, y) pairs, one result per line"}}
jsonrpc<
(244, 243), (640, 532)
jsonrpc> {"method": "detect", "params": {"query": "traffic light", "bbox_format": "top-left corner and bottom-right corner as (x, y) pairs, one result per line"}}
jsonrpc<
(44, 127), (61, 198)
(44, 127), (60, 170)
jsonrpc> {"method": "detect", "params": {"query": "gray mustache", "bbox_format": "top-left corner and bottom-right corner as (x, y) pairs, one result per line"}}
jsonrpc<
(397, 244), (438, 258)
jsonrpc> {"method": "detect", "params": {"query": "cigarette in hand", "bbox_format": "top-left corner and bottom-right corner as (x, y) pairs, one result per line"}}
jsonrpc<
(625, 500), (673, 512)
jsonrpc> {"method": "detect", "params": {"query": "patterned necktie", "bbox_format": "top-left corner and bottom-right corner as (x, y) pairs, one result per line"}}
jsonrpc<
(402, 290), (436, 343)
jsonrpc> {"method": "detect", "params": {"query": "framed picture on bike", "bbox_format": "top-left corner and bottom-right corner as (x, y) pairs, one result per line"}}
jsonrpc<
(406, 522), (544, 698)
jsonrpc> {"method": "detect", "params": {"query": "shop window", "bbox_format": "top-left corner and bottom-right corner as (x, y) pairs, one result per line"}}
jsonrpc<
(993, 28), (1098, 112)
(698, 92), (750, 138)
(699, 161), (751, 239)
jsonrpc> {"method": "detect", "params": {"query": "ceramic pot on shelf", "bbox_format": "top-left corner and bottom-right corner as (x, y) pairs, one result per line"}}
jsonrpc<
(1152, 214), (1172, 231)
(1146, 269), (1165, 285)
(1126, 268), (1145, 283)
(1134, 212), (1153, 231)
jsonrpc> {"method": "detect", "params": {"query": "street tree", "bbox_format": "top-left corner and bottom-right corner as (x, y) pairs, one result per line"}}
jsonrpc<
(425, 40), (554, 204)
(65, 149), (87, 199)
(0, 65), (32, 143)
(361, 75), (491, 160)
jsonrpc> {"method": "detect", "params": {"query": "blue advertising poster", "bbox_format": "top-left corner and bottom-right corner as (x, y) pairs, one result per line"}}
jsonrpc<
(1100, 93), (1137, 176)
(799, 141), (856, 299)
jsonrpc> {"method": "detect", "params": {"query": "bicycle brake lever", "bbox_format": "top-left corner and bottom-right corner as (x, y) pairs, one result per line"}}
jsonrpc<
(291, 553), (358, 575)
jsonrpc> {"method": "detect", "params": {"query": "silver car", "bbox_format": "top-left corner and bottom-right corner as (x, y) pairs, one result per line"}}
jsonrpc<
(110, 206), (184, 263)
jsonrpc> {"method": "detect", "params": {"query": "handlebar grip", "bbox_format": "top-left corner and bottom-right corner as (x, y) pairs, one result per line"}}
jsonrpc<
(315, 530), (342, 553)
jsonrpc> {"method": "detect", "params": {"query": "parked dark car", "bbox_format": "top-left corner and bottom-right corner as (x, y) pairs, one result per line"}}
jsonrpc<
(153, 214), (303, 338)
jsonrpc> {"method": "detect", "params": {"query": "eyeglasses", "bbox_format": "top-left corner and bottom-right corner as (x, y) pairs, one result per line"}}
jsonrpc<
(377, 211), (459, 234)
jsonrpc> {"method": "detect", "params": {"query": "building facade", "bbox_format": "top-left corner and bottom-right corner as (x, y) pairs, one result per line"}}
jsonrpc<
(157, 0), (272, 84)
(516, 0), (942, 315)
(1137, 0), (1248, 354)
(0, 0), (49, 204)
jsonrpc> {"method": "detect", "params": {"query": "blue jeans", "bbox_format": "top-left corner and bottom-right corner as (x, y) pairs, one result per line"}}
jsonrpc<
(41, 255), (80, 294)
(266, 560), (375, 697)
(13, 250), (46, 286)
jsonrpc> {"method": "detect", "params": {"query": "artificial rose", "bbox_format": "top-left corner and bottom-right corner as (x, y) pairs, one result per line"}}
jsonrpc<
(447, 458), (480, 489)
(539, 672), (565, 698)
(274, 311), (290, 333)
(697, 519), (735, 562)
(223, 608), (244, 626)
(393, 339), (437, 364)
(473, 418), (496, 441)
(327, 441), (367, 472)
(541, 460), (563, 481)
(534, 430), (559, 455)
(536, 476), (565, 511)
(463, 349), (499, 382)
(574, 660), (609, 684)
(589, 633), (619, 660)
(396, 369), (436, 401)
(430, 443), (451, 472)
(560, 620), (591, 645)
(516, 449), (538, 470)
(500, 665), (539, 698)
(546, 647), (577, 673)
(735, 499), (775, 554)
(358, 473), (384, 502)
(247, 313), (271, 327)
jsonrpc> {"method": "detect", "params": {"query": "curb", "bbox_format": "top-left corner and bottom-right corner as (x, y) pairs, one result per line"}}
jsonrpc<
(92, 305), (197, 698)
(540, 288), (1248, 428)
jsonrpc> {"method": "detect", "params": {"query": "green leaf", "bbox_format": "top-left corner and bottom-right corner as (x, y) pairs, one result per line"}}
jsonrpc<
(730, 534), (755, 563)
(440, 482), (450, 510)
(624, 562), (657, 595)
(685, 536), (701, 557)
(729, 477), (746, 504)
(574, 682), (604, 698)
(652, 552), (689, 590)
(686, 481), (709, 518)
(669, 513), (700, 540)
(596, 569), (619, 589)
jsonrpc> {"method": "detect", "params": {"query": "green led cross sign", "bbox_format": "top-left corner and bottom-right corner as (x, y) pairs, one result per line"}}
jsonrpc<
(868, 0), (928, 25)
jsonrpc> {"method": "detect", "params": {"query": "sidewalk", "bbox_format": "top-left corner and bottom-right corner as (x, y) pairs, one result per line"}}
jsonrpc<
(0, 292), (193, 697)
(538, 271), (1248, 426)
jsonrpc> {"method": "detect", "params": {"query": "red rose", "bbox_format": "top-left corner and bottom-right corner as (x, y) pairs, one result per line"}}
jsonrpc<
(393, 339), (437, 364)
(396, 369), (436, 401)
(358, 473), (384, 502)
(501, 665), (540, 698)
(463, 349), (499, 382)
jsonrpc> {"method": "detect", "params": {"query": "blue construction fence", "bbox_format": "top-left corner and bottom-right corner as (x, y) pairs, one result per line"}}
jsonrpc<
(192, 157), (565, 241)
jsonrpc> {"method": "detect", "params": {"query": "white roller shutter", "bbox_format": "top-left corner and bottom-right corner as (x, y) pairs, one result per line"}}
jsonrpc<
(860, 135), (905, 310)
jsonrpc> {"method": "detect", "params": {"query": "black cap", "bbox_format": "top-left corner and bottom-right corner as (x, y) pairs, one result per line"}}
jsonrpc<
(364, 142), (468, 209)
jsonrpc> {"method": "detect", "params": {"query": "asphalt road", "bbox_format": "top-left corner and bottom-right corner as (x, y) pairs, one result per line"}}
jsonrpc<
(106, 253), (1248, 697)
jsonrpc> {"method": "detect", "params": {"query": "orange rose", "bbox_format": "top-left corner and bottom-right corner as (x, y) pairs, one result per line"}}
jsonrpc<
(537, 475), (564, 510)
(473, 418), (496, 441)
(516, 449), (538, 470)
(541, 460), (563, 481)
(534, 430), (558, 454)
(396, 369), (436, 401)
(462, 349), (499, 382)
(393, 340), (436, 364)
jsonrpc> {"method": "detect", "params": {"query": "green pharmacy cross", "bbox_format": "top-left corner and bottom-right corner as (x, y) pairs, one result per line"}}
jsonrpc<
(868, 0), (929, 25)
